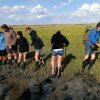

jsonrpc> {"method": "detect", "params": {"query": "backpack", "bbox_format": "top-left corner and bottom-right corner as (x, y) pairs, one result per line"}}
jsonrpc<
(83, 29), (90, 43)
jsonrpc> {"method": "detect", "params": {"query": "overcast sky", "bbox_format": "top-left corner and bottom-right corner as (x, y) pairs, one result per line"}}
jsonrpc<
(0, 0), (100, 25)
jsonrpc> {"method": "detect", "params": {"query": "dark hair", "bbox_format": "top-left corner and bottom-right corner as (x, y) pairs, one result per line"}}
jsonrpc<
(85, 29), (90, 33)
(9, 27), (14, 30)
(26, 27), (31, 31)
(96, 22), (100, 28)
(56, 31), (61, 34)
(1, 24), (9, 29)
(17, 31), (23, 38)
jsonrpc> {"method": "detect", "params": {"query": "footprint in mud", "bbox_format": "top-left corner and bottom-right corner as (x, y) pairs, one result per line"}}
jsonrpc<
(0, 75), (6, 81)
(0, 83), (13, 100)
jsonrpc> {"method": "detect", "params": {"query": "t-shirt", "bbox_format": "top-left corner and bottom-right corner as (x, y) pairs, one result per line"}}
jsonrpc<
(0, 32), (6, 50)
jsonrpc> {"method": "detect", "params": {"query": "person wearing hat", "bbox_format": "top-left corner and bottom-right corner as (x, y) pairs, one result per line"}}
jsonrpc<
(1, 24), (17, 67)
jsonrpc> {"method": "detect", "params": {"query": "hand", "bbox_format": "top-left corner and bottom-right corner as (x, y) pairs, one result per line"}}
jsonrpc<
(98, 45), (100, 48)
(96, 43), (100, 48)
(63, 43), (66, 47)
(9, 46), (12, 49)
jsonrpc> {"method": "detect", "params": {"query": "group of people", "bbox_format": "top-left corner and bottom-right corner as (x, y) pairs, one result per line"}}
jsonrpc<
(0, 24), (69, 77)
(0, 25), (28, 68)
(0, 25), (45, 69)
(0, 22), (100, 78)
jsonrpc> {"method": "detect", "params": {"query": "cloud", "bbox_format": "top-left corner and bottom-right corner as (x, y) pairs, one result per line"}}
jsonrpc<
(0, 5), (26, 14)
(0, 1), (99, 25)
(12, 5), (26, 12)
(53, 2), (68, 9)
(53, 0), (74, 9)
(71, 3), (100, 17)
(0, 4), (48, 21)
(30, 4), (47, 15)
(90, 3), (100, 13)
(67, 0), (74, 3)
(8, 14), (22, 21)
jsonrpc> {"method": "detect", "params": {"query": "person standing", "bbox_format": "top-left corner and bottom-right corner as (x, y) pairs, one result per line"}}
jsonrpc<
(26, 27), (45, 70)
(0, 29), (7, 68)
(1, 24), (17, 67)
(16, 31), (29, 69)
(51, 31), (69, 78)
(81, 22), (100, 73)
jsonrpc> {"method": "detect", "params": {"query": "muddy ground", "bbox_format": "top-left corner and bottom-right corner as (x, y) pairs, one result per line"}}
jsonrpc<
(0, 67), (100, 100)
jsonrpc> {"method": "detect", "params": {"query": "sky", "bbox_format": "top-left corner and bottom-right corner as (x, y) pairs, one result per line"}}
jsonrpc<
(0, 0), (100, 25)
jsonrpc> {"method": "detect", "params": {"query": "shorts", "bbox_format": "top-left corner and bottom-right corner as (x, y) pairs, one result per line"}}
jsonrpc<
(6, 45), (17, 54)
(85, 45), (97, 55)
(52, 50), (64, 56)
(35, 49), (42, 53)
(0, 49), (7, 56)
(19, 49), (29, 53)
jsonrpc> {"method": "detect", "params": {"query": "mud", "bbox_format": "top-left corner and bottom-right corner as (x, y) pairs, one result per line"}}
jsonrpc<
(0, 72), (100, 100)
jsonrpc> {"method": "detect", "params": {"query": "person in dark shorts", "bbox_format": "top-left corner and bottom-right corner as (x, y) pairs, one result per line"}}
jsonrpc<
(81, 22), (100, 73)
(0, 30), (7, 67)
(26, 27), (45, 70)
(51, 31), (69, 78)
(1, 24), (17, 67)
(16, 31), (29, 68)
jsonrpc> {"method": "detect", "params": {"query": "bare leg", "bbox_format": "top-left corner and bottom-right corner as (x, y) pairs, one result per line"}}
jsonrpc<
(13, 53), (17, 60)
(51, 56), (56, 76)
(7, 53), (12, 67)
(23, 53), (27, 62)
(91, 54), (96, 60)
(84, 55), (89, 61)
(57, 55), (62, 76)
(8, 53), (12, 60)
(0, 57), (2, 61)
(35, 51), (40, 62)
(18, 53), (23, 63)
(2, 56), (6, 61)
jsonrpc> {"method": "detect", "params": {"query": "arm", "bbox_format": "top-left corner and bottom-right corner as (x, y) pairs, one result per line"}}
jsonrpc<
(62, 35), (69, 47)
(96, 43), (100, 48)
(89, 31), (98, 46)
(11, 30), (16, 39)
(31, 31), (38, 45)
(51, 34), (55, 45)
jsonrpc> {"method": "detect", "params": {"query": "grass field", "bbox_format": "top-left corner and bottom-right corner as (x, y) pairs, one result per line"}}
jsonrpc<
(13, 24), (100, 81)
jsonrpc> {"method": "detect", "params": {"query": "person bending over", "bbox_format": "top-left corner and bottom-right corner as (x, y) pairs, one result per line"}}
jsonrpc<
(16, 31), (29, 68)
(1, 24), (17, 67)
(26, 27), (45, 70)
(51, 31), (69, 78)
(81, 22), (100, 73)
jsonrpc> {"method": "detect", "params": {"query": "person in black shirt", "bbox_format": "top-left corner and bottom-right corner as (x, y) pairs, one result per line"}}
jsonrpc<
(16, 31), (29, 65)
(51, 31), (69, 78)
(26, 27), (45, 70)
